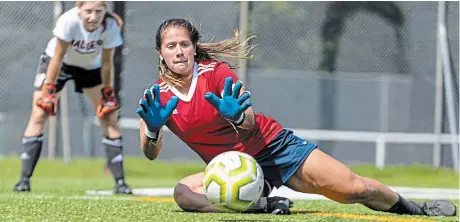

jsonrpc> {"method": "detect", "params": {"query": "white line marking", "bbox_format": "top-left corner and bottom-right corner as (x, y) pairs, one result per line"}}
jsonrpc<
(0, 194), (135, 201)
(1, 186), (457, 202)
(85, 186), (460, 200)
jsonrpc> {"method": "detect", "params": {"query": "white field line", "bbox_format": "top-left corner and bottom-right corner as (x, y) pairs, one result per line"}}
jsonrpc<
(0, 193), (136, 201)
(0, 186), (458, 201)
(84, 186), (459, 200)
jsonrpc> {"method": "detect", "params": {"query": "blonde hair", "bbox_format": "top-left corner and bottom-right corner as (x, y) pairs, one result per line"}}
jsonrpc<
(156, 18), (255, 89)
(76, 1), (123, 30)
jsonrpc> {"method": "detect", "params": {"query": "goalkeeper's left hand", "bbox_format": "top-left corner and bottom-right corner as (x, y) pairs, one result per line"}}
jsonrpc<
(96, 87), (120, 119)
(204, 77), (252, 125)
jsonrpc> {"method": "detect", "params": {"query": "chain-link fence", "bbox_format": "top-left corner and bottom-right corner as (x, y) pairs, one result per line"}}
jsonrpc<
(0, 2), (458, 167)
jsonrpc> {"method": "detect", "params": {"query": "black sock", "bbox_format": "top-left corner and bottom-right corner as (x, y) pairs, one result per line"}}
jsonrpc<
(387, 194), (425, 215)
(246, 180), (273, 212)
(20, 135), (43, 179)
(262, 179), (274, 197)
(102, 136), (125, 182)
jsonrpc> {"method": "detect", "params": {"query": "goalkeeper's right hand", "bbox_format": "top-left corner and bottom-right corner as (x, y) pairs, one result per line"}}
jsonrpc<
(36, 83), (58, 116)
(136, 84), (179, 133)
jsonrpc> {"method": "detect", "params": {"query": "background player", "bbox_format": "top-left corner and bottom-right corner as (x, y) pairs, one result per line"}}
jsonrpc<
(136, 18), (456, 216)
(13, 1), (132, 194)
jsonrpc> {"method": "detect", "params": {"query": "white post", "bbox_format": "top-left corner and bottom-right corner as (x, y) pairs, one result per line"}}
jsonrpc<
(237, 1), (249, 86)
(60, 89), (71, 164)
(458, 2), (460, 176)
(379, 75), (389, 133)
(0, 113), (4, 158)
(433, 0), (445, 168)
(51, 1), (71, 164)
(48, 1), (63, 160)
(377, 76), (389, 170)
(375, 135), (386, 169)
(438, 1), (459, 171)
(457, 0), (460, 176)
(83, 116), (94, 157)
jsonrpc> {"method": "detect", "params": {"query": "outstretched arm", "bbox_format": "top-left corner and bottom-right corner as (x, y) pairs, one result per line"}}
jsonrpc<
(137, 84), (178, 161)
(139, 119), (163, 161)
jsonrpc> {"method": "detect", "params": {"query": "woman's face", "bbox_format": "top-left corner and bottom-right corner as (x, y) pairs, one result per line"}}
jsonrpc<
(158, 26), (196, 76)
(79, 1), (106, 32)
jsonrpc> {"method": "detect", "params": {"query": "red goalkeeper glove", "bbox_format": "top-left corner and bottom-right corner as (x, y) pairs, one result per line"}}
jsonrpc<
(96, 87), (120, 119)
(36, 83), (58, 116)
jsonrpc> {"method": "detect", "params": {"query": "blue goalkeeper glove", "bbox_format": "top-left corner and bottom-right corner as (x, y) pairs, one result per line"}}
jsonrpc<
(136, 84), (179, 133)
(204, 77), (252, 124)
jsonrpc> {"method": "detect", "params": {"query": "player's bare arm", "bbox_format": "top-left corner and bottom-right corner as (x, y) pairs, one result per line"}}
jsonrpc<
(44, 38), (69, 84)
(101, 48), (115, 88)
(236, 85), (255, 129)
(36, 38), (70, 115)
(96, 48), (120, 118)
(139, 119), (163, 160)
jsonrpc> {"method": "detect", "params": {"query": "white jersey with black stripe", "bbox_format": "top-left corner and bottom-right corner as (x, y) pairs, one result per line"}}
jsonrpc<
(44, 7), (123, 70)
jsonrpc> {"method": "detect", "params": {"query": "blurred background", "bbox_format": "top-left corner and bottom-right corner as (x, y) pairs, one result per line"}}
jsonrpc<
(0, 1), (458, 170)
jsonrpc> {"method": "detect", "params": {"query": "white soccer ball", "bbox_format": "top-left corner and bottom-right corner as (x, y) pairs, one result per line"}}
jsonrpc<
(202, 151), (265, 212)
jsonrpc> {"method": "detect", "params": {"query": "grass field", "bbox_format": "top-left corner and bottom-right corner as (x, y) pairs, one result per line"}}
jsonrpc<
(0, 157), (459, 222)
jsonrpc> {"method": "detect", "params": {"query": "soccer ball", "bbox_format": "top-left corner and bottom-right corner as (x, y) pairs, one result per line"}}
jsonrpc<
(202, 151), (265, 212)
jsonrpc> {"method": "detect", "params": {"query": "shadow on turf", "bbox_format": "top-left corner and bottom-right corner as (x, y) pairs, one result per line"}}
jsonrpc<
(291, 210), (323, 214)
(173, 209), (326, 215)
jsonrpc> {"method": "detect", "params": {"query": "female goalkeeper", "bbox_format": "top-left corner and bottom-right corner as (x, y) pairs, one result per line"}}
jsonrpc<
(136, 18), (456, 216)
(13, 1), (131, 194)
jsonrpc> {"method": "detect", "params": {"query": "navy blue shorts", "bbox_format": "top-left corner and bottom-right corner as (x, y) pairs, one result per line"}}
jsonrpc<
(254, 129), (317, 188)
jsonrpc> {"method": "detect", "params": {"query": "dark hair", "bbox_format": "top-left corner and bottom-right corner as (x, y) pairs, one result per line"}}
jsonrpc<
(155, 18), (255, 88)
(155, 18), (200, 51)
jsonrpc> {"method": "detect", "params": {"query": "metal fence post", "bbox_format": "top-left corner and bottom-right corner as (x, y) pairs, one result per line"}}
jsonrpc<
(0, 113), (4, 158)
(83, 117), (94, 157)
(237, 1), (249, 86)
(433, 0), (445, 169)
(438, 1), (459, 171)
(375, 135), (386, 169)
(113, 1), (125, 105)
(48, 1), (63, 160)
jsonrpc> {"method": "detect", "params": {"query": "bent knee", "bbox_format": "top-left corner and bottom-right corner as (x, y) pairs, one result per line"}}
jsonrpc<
(173, 183), (196, 211)
(99, 120), (121, 136)
(342, 175), (376, 204)
(173, 183), (189, 202)
(30, 109), (49, 125)
(99, 118), (118, 128)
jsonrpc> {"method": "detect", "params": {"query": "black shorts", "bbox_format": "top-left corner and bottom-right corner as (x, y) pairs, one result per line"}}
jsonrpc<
(33, 53), (102, 93)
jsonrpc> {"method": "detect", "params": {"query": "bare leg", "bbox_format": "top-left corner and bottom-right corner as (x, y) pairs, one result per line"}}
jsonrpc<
(286, 149), (399, 211)
(24, 91), (53, 137)
(14, 91), (57, 191)
(83, 85), (130, 193)
(286, 149), (458, 216)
